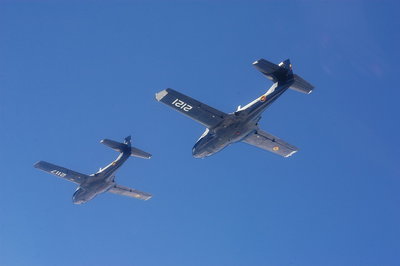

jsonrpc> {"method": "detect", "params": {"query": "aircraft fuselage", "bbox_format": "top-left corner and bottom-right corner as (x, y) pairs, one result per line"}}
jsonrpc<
(192, 81), (292, 158)
(72, 152), (130, 204)
(192, 114), (257, 158)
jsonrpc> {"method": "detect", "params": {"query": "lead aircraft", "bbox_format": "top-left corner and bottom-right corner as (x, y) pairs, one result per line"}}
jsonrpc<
(34, 136), (152, 204)
(156, 58), (314, 158)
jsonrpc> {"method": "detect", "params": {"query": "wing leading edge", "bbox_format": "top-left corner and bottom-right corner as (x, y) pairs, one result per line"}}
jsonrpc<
(34, 161), (88, 184)
(242, 129), (298, 157)
(108, 184), (152, 201)
(155, 88), (227, 128)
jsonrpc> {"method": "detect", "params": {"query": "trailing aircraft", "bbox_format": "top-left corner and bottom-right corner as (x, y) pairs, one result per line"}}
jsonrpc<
(34, 136), (152, 204)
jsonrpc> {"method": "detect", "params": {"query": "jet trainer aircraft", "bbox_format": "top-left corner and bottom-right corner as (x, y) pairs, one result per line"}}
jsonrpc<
(156, 58), (314, 158)
(34, 136), (152, 204)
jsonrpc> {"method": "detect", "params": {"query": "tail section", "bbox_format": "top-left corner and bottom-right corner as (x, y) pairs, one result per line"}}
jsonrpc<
(100, 138), (130, 153)
(124, 136), (132, 146)
(278, 59), (293, 76)
(100, 136), (152, 159)
(253, 58), (314, 94)
(130, 146), (152, 159)
(291, 74), (314, 94)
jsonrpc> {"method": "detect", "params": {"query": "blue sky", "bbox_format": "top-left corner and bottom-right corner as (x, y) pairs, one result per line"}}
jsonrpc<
(1, 1), (399, 265)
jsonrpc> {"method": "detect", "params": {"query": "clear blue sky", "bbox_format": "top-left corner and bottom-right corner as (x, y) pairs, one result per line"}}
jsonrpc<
(1, 1), (399, 265)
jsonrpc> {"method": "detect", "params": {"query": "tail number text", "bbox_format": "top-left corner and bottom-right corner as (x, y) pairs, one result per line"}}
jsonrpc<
(51, 170), (67, 178)
(172, 99), (193, 112)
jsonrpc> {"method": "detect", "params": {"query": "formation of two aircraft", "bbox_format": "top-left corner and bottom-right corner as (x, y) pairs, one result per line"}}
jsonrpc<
(34, 58), (314, 204)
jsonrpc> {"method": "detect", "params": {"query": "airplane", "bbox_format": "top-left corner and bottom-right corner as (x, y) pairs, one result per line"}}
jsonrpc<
(34, 136), (152, 204)
(155, 58), (314, 158)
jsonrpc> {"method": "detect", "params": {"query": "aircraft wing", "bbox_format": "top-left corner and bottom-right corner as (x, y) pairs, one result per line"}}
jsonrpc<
(108, 184), (152, 201)
(155, 88), (227, 128)
(34, 161), (88, 184)
(242, 129), (298, 157)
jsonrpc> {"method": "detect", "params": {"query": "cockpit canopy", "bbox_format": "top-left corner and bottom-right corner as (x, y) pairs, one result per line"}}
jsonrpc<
(199, 128), (209, 139)
(197, 128), (216, 142)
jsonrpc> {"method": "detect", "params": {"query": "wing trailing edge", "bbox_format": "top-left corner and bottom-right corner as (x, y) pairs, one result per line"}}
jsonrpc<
(242, 129), (298, 157)
(108, 184), (152, 200)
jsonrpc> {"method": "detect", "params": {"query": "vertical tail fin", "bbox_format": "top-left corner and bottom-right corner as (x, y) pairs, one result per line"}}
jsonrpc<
(278, 59), (293, 74)
(124, 136), (132, 146)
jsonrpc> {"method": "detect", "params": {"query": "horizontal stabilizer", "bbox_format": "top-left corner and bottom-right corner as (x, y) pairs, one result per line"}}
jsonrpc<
(252, 58), (281, 82)
(291, 74), (314, 94)
(101, 138), (151, 159)
(130, 147), (151, 159)
(101, 139), (129, 153)
(253, 58), (314, 94)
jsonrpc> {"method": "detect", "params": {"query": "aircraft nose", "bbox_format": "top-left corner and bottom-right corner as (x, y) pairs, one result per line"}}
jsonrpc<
(72, 198), (85, 204)
(193, 152), (204, 159)
(192, 146), (207, 158)
(72, 188), (87, 204)
(192, 147), (201, 158)
(72, 193), (86, 204)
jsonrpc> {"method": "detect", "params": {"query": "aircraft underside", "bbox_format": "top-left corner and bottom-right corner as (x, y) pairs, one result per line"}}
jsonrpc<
(156, 58), (313, 158)
(34, 137), (153, 204)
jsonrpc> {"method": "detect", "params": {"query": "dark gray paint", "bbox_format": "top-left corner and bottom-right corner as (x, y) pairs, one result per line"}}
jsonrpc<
(156, 58), (314, 158)
(34, 136), (152, 204)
